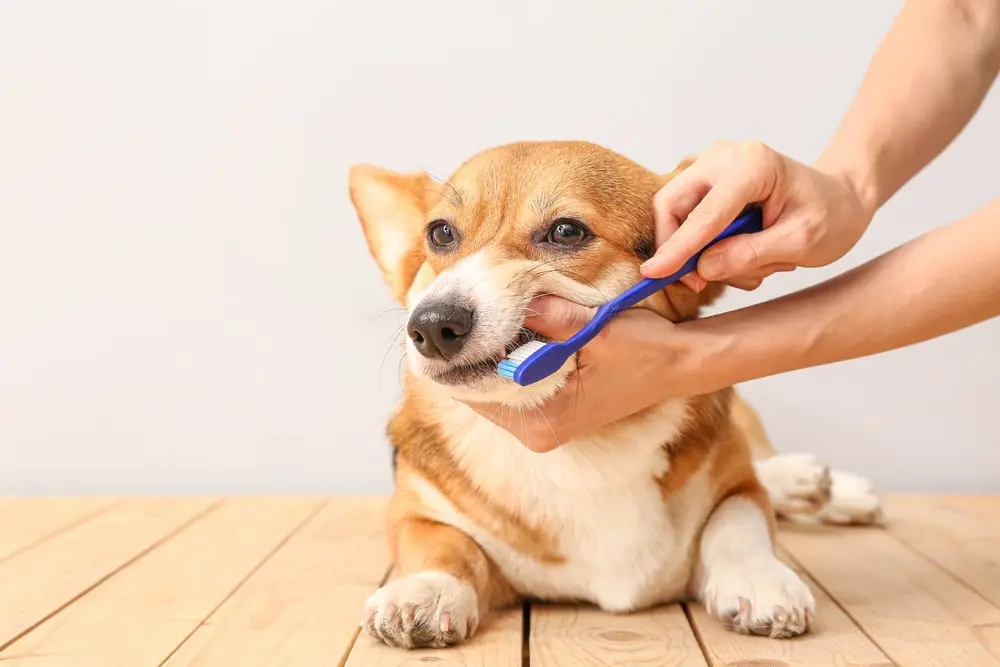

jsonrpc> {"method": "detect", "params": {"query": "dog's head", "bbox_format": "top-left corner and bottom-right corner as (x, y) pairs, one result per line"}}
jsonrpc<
(348, 141), (723, 405)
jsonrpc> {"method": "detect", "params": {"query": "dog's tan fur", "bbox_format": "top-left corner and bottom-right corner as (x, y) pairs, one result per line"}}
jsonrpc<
(348, 140), (882, 649)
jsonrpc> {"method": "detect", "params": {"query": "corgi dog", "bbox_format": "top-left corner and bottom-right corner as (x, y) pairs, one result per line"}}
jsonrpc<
(347, 140), (882, 650)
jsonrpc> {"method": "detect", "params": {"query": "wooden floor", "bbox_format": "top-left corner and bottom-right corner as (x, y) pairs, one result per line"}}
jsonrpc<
(0, 496), (997, 666)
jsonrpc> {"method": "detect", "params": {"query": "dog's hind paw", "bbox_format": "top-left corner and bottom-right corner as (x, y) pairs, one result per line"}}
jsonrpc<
(754, 453), (833, 517)
(817, 469), (884, 526)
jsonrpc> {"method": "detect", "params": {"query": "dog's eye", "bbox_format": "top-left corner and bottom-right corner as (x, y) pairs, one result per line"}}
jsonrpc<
(427, 221), (457, 249)
(546, 218), (589, 247)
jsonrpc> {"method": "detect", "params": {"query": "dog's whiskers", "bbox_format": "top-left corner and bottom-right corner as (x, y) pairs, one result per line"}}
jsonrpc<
(422, 169), (462, 207)
(370, 307), (409, 321)
(503, 257), (573, 292)
(380, 324), (408, 380)
(531, 404), (560, 450)
(525, 268), (611, 301)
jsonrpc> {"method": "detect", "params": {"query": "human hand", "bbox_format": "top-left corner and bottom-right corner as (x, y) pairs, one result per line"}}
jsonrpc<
(642, 140), (876, 291)
(462, 295), (709, 453)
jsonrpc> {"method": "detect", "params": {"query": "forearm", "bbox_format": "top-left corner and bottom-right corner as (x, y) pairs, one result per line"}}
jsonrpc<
(684, 194), (1000, 388)
(815, 0), (1000, 212)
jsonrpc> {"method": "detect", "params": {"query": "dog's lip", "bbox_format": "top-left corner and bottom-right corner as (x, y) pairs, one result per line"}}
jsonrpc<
(430, 358), (502, 386)
(428, 328), (547, 385)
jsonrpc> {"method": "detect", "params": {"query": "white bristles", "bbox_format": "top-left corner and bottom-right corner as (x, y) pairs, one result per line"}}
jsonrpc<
(505, 340), (546, 362)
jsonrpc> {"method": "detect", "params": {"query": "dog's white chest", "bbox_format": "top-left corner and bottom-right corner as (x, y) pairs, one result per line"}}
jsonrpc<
(418, 403), (706, 612)
(494, 473), (698, 612)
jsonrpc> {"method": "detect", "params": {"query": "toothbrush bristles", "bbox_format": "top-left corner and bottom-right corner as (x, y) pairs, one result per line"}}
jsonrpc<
(504, 340), (546, 363)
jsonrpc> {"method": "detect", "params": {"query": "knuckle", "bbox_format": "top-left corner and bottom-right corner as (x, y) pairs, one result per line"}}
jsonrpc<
(711, 139), (738, 154)
(738, 139), (771, 160)
(527, 434), (557, 453)
(652, 186), (669, 211)
(737, 141), (779, 179)
(684, 204), (715, 229)
(728, 277), (763, 291)
(789, 218), (821, 252)
(734, 238), (762, 269)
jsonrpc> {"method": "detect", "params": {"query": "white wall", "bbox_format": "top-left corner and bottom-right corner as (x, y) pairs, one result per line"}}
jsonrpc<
(2, 1), (998, 494)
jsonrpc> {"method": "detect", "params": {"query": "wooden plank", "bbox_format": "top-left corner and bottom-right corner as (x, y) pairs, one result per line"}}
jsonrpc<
(885, 495), (1000, 609)
(0, 498), (114, 562)
(0, 497), (321, 667)
(530, 603), (706, 667)
(780, 523), (1000, 667)
(687, 547), (892, 667)
(346, 606), (523, 667)
(0, 498), (216, 650)
(163, 497), (393, 667)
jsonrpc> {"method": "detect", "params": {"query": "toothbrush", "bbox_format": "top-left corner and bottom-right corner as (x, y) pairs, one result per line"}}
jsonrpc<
(497, 205), (764, 386)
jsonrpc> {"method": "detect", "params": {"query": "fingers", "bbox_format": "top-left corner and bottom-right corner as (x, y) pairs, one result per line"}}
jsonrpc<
(651, 162), (713, 250)
(680, 273), (708, 292)
(642, 141), (781, 280)
(648, 203), (704, 293)
(722, 262), (797, 291)
(522, 296), (596, 341)
(725, 276), (764, 291)
(645, 158), (720, 279)
(695, 224), (787, 281)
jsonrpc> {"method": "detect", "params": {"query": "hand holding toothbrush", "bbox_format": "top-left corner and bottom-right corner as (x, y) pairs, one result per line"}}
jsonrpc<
(641, 140), (874, 292)
(464, 295), (706, 452)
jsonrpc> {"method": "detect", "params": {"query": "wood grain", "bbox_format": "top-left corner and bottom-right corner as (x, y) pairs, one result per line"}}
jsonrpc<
(0, 498), (216, 650)
(345, 605), (524, 667)
(886, 495), (1000, 609)
(530, 603), (706, 667)
(0, 498), (320, 667)
(1, 495), (998, 667)
(0, 498), (114, 562)
(163, 497), (392, 667)
(780, 522), (1000, 667)
(686, 547), (892, 667)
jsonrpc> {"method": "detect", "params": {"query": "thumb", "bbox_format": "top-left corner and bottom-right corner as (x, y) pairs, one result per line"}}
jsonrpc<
(523, 296), (595, 341)
(696, 226), (788, 281)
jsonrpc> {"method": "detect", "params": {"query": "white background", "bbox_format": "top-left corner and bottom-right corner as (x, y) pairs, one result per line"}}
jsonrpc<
(2, 1), (998, 494)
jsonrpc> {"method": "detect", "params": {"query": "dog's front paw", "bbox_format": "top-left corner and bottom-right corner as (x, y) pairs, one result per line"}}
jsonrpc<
(361, 571), (479, 649)
(755, 453), (832, 516)
(703, 557), (815, 639)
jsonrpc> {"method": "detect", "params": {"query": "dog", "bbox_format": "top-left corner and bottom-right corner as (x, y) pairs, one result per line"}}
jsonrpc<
(347, 140), (882, 649)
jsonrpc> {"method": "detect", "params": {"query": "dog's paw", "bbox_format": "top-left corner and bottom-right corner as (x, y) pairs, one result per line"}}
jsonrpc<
(703, 557), (815, 639)
(755, 453), (832, 516)
(361, 571), (479, 649)
(816, 469), (884, 526)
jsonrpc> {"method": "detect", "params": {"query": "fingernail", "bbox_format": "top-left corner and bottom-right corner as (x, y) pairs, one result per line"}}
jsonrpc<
(680, 275), (701, 292)
(700, 253), (724, 280)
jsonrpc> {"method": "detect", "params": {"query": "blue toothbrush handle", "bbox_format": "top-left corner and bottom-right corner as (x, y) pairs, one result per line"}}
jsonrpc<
(587, 206), (764, 332)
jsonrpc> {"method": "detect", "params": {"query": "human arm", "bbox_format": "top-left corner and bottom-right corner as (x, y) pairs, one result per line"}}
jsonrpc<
(467, 194), (1000, 451)
(678, 194), (1000, 391)
(815, 0), (1000, 211)
(641, 0), (1000, 288)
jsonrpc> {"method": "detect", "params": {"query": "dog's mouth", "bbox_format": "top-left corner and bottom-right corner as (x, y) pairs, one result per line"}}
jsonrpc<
(431, 328), (546, 387)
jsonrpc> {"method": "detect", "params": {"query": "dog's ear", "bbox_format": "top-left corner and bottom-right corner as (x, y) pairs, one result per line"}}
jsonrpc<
(348, 164), (441, 305)
(655, 156), (726, 320)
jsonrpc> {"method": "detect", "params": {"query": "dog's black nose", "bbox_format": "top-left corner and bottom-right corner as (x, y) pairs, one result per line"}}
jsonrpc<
(407, 302), (474, 360)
